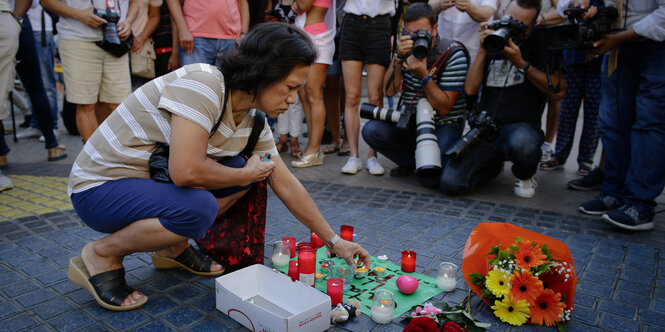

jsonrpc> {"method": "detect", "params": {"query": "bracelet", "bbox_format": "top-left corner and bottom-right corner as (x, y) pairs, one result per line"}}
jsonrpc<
(11, 13), (24, 27)
(325, 234), (341, 251)
(519, 63), (531, 74)
(420, 75), (432, 85)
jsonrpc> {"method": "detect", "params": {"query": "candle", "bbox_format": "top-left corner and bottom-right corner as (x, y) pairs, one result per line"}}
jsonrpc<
(437, 262), (458, 291)
(282, 237), (296, 258)
(371, 290), (395, 324)
(327, 278), (344, 306)
(355, 267), (369, 279)
(374, 254), (388, 277)
(288, 261), (298, 282)
(298, 245), (316, 286)
(371, 305), (394, 324)
(401, 250), (416, 273)
(311, 232), (325, 248)
(340, 225), (354, 241)
(272, 252), (289, 267)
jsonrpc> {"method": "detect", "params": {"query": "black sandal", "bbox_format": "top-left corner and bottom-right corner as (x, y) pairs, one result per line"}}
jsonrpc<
(67, 256), (148, 311)
(151, 246), (226, 276)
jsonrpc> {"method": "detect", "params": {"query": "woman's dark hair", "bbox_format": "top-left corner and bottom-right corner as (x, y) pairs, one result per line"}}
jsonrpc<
(404, 3), (437, 26)
(219, 22), (317, 96)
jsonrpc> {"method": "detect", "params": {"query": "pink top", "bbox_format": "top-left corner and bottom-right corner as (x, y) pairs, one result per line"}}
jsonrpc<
(312, 0), (331, 8)
(183, 0), (241, 39)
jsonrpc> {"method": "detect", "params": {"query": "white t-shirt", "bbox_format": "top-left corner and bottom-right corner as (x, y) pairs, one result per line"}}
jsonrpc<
(27, 2), (53, 32)
(130, 0), (162, 37)
(343, 0), (395, 17)
(437, 0), (497, 62)
(57, 0), (130, 42)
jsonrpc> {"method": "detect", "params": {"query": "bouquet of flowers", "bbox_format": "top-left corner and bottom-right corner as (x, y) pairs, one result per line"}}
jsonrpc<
(462, 223), (577, 331)
(403, 297), (490, 332)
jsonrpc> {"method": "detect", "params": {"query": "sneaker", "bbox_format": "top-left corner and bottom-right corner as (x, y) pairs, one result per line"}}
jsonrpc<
(514, 177), (537, 198)
(541, 142), (553, 162)
(341, 156), (362, 175)
(602, 204), (654, 231)
(366, 156), (384, 176)
(38, 130), (58, 142)
(568, 168), (603, 191)
(0, 171), (13, 192)
(16, 127), (41, 139)
(389, 166), (414, 177)
(579, 194), (621, 215)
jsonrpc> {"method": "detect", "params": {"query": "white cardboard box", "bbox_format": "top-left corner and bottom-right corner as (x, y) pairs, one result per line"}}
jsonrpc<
(215, 264), (331, 332)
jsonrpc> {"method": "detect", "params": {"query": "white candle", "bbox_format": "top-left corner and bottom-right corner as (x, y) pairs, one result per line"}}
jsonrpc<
(371, 305), (394, 324)
(272, 252), (289, 267)
(436, 275), (457, 291)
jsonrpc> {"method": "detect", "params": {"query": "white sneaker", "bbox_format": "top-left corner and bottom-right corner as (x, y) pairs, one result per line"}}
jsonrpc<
(541, 142), (553, 162)
(514, 177), (537, 198)
(16, 127), (41, 139)
(341, 156), (362, 174)
(0, 172), (13, 192)
(39, 129), (58, 142)
(366, 156), (385, 176)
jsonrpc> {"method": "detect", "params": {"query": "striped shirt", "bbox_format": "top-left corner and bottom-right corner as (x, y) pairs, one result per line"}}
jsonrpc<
(68, 63), (278, 195)
(400, 41), (468, 126)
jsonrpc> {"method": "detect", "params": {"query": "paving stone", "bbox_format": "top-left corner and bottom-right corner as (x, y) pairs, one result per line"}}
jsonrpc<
(170, 283), (206, 303)
(163, 306), (204, 327)
(598, 299), (636, 318)
(0, 301), (21, 319)
(614, 291), (651, 309)
(51, 281), (79, 295)
(190, 319), (235, 332)
(640, 310), (665, 326)
(48, 311), (95, 331)
(0, 313), (39, 331)
(105, 310), (149, 330)
(600, 313), (640, 331)
(1, 279), (41, 297)
(135, 320), (178, 332)
(571, 305), (597, 324)
(78, 323), (112, 331)
(16, 289), (56, 308)
(33, 300), (74, 320)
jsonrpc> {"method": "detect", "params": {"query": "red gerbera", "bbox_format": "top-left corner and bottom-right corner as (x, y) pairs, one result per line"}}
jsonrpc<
(540, 269), (568, 299)
(514, 240), (547, 270)
(529, 288), (566, 326)
(510, 270), (544, 305)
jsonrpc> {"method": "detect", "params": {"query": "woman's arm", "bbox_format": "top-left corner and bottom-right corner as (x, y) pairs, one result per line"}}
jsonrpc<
(269, 155), (372, 268)
(132, 4), (161, 52)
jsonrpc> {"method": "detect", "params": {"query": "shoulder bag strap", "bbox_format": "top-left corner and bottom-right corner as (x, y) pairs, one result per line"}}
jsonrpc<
(209, 81), (229, 138)
(239, 111), (266, 159)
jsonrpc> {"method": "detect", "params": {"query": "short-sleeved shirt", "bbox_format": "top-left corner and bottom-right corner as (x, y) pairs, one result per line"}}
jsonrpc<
(183, 0), (241, 39)
(56, 0), (131, 42)
(436, 0), (497, 62)
(482, 27), (563, 128)
(68, 63), (278, 195)
(400, 39), (469, 126)
(130, 0), (163, 37)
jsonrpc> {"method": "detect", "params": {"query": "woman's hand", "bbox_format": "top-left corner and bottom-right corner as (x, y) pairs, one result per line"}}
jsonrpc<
(77, 7), (106, 28)
(117, 21), (132, 41)
(243, 154), (275, 185)
(332, 239), (372, 270)
(132, 35), (146, 52)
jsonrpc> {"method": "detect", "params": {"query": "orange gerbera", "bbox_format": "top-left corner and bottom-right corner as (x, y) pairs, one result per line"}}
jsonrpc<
(514, 240), (547, 270)
(510, 270), (544, 305)
(529, 288), (566, 326)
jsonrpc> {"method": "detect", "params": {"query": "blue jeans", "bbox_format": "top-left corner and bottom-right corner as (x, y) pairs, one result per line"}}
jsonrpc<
(180, 37), (236, 66)
(599, 41), (665, 218)
(440, 123), (544, 195)
(362, 119), (464, 189)
(29, 30), (58, 129)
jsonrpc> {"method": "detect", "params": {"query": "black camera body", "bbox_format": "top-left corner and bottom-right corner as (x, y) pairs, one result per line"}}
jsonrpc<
(94, 8), (121, 45)
(483, 16), (527, 53)
(546, 6), (619, 49)
(444, 110), (497, 158)
(405, 29), (433, 60)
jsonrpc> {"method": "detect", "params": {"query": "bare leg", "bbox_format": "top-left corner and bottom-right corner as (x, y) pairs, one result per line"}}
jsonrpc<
(300, 63), (329, 156)
(76, 103), (98, 141)
(341, 60), (364, 158)
(544, 99), (560, 144)
(96, 102), (117, 124)
(324, 74), (341, 151)
(365, 63), (387, 159)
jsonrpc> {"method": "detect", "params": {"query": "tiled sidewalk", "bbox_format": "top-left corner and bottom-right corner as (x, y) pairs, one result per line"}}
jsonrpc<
(1, 179), (664, 331)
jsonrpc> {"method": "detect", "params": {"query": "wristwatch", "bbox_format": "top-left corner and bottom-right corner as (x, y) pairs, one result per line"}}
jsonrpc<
(325, 234), (341, 251)
(519, 62), (531, 74)
(11, 13), (24, 27)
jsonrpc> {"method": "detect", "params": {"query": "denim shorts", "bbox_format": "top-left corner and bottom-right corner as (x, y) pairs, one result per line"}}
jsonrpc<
(339, 13), (392, 67)
(70, 156), (250, 238)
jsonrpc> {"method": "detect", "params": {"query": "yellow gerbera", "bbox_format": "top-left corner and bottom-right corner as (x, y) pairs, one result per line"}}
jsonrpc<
(491, 295), (531, 326)
(486, 269), (511, 297)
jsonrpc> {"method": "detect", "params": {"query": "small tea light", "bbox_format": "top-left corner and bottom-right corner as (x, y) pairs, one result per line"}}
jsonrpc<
(436, 262), (458, 291)
(374, 254), (388, 277)
(315, 272), (325, 283)
(355, 267), (369, 279)
(371, 289), (395, 324)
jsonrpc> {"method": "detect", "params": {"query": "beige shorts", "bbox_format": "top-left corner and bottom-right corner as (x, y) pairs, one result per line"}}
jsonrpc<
(58, 38), (131, 105)
(0, 13), (21, 120)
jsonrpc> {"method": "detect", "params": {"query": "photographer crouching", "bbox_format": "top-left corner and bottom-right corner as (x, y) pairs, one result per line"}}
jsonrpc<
(440, 0), (566, 198)
(361, 3), (470, 189)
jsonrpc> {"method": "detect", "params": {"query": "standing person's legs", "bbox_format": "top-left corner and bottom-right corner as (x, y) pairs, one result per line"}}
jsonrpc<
(364, 63), (387, 162)
(293, 63), (328, 166)
(576, 64), (601, 167)
(324, 73), (341, 153)
(180, 37), (217, 66)
(341, 60), (364, 158)
(0, 13), (20, 160)
(550, 64), (583, 166)
(212, 39), (236, 67)
(98, 44), (131, 124)
(30, 31), (59, 129)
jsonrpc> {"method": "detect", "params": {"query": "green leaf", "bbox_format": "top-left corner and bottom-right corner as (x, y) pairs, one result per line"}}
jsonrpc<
(469, 272), (486, 286)
(514, 236), (522, 244)
(556, 321), (568, 332)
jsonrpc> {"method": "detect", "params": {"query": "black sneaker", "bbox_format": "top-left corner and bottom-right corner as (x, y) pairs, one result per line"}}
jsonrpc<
(389, 166), (414, 177)
(568, 168), (604, 191)
(579, 194), (622, 215)
(602, 204), (654, 231)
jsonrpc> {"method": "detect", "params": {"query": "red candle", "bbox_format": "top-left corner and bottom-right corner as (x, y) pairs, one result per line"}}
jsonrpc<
(340, 225), (354, 241)
(298, 245), (316, 286)
(297, 241), (313, 254)
(327, 278), (344, 306)
(401, 250), (417, 273)
(288, 261), (299, 282)
(282, 237), (296, 258)
(311, 232), (325, 248)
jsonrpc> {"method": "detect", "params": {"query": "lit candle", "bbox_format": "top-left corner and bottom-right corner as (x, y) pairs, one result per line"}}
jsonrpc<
(437, 262), (458, 291)
(371, 298), (395, 324)
(340, 225), (354, 241)
(374, 254), (388, 277)
(298, 245), (316, 286)
(272, 252), (289, 267)
(288, 261), (298, 282)
(311, 232), (325, 248)
(282, 237), (296, 258)
(401, 250), (416, 273)
(327, 278), (344, 306)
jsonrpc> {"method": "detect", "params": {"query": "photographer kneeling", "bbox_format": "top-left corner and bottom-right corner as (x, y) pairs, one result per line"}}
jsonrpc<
(361, 3), (469, 189)
(440, 0), (566, 198)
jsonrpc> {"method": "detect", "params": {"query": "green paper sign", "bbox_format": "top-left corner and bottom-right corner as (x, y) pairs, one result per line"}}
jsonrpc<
(272, 247), (443, 319)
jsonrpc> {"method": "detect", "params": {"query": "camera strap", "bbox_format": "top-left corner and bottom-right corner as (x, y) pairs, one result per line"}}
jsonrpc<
(90, 0), (120, 12)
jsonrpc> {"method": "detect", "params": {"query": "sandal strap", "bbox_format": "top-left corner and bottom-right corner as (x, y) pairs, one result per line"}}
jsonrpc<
(174, 246), (213, 272)
(89, 268), (133, 306)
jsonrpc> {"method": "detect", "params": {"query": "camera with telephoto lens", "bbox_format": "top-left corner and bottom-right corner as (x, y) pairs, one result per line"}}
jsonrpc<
(546, 6), (619, 49)
(444, 110), (497, 158)
(360, 103), (412, 130)
(404, 29), (433, 60)
(483, 16), (527, 53)
(94, 8), (121, 45)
